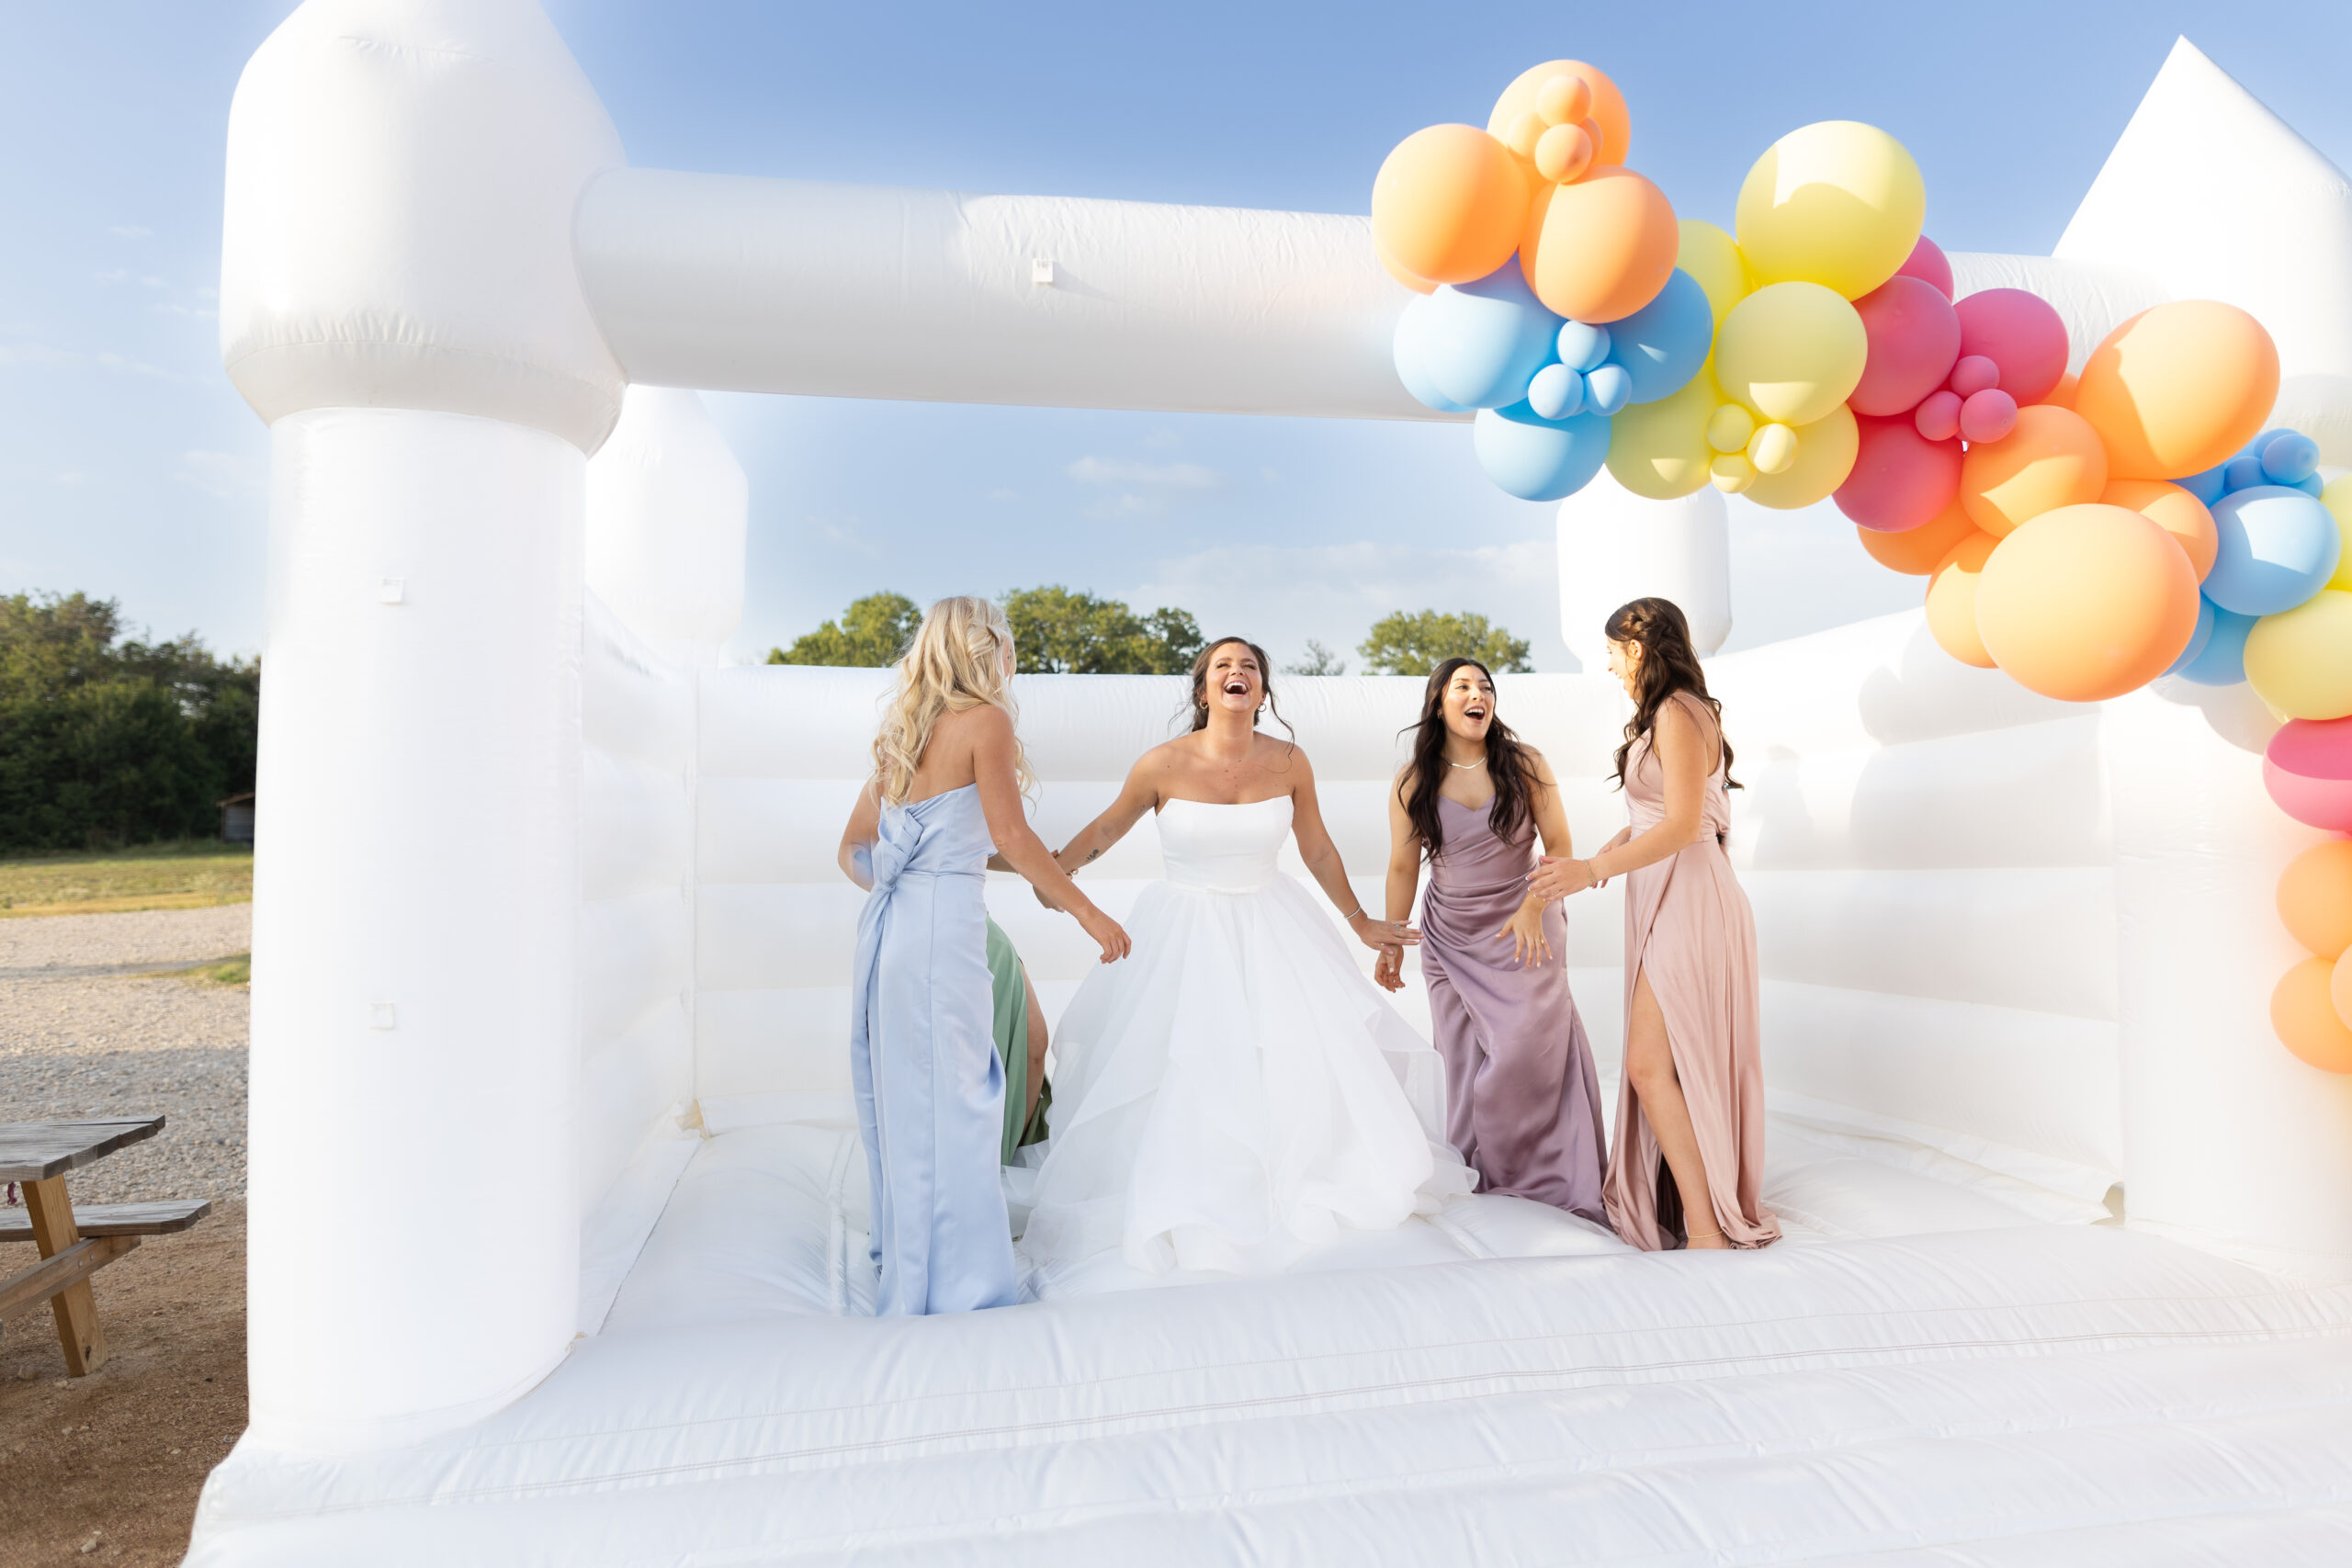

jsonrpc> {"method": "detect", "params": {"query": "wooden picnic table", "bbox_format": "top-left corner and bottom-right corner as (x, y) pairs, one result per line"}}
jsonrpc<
(0, 1118), (210, 1375)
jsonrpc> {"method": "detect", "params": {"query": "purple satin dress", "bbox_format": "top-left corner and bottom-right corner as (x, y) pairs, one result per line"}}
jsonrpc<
(1418, 795), (1607, 1223)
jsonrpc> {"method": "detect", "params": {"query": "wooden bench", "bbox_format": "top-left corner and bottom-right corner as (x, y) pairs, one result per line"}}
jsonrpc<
(0, 1119), (210, 1374)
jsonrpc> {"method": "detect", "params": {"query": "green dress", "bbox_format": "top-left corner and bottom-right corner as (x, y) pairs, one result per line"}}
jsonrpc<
(986, 917), (1052, 1161)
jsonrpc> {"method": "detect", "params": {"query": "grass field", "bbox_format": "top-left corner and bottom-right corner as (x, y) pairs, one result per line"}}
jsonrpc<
(0, 840), (253, 917)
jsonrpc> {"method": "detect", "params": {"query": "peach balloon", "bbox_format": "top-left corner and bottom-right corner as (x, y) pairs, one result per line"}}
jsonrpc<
(2042, 371), (2079, 411)
(1487, 61), (1630, 168)
(1925, 531), (2001, 668)
(2278, 840), (2352, 960)
(2074, 301), (2280, 479)
(1973, 503), (2202, 701)
(1374, 233), (1436, 295)
(2101, 478), (2217, 581)
(1519, 166), (1679, 323)
(2336, 948), (2352, 1034)
(1372, 125), (1531, 286)
(1860, 495), (1979, 574)
(2274, 956), (2352, 1071)
(1959, 404), (2109, 536)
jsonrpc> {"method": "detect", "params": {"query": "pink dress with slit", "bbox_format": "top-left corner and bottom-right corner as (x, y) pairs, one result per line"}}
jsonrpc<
(1600, 693), (1780, 1251)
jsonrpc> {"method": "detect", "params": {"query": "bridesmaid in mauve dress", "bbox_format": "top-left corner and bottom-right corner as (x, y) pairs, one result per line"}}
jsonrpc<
(1378, 658), (1606, 1223)
(1531, 598), (1778, 1251)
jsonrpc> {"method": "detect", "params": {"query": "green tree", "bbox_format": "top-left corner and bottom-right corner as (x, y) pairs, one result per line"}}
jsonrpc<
(1284, 638), (1346, 676)
(1357, 610), (1533, 677)
(767, 592), (922, 667)
(1000, 586), (1204, 674)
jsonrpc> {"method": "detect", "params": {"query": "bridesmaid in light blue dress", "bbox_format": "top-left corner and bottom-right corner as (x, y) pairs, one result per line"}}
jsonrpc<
(838, 597), (1130, 1315)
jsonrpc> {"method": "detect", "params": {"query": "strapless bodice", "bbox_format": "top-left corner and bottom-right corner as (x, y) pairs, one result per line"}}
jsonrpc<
(1155, 796), (1292, 894)
(872, 783), (994, 887)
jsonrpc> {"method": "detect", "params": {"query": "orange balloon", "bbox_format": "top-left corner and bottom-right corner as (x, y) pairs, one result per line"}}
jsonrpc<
(2275, 956), (2352, 1071)
(1925, 531), (2001, 668)
(1960, 404), (2109, 536)
(1860, 494), (1981, 575)
(2074, 301), (2280, 479)
(2041, 371), (2078, 410)
(1973, 502), (2202, 701)
(1487, 61), (1630, 169)
(1371, 125), (1530, 286)
(2336, 948), (2352, 1033)
(1375, 232), (1436, 295)
(1519, 166), (1679, 323)
(2101, 479), (2217, 581)
(2278, 840), (2352, 959)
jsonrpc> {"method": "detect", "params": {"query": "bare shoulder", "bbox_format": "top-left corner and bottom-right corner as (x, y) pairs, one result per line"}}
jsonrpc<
(1517, 742), (1556, 783)
(1261, 733), (1314, 781)
(1392, 760), (1419, 799)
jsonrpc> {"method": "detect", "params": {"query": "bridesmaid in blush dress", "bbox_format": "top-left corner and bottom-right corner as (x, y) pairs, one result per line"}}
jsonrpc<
(1376, 658), (1606, 1223)
(1531, 598), (1778, 1251)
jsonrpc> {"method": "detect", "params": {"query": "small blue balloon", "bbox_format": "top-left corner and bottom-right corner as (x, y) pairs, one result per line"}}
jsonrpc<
(1421, 263), (1565, 410)
(2223, 455), (2266, 493)
(1602, 269), (1713, 404)
(2243, 427), (2294, 457)
(2261, 431), (2321, 486)
(2163, 595), (2216, 678)
(2296, 472), (2327, 497)
(2207, 485), (2344, 615)
(2175, 601), (2256, 686)
(1474, 403), (1611, 502)
(2177, 463), (2229, 505)
(1390, 293), (1470, 413)
(1555, 320), (1611, 373)
(1526, 363), (1585, 421)
(1584, 363), (1634, 416)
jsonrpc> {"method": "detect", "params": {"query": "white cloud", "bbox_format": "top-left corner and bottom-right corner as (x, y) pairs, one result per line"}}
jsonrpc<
(110, 225), (153, 240)
(92, 267), (128, 284)
(1065, 456), (1220, 490)
(171, 450), (260, 500)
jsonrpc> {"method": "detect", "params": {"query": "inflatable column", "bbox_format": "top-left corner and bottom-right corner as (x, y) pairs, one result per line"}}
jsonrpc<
(1555, 471), (1731, 672)
(221, 0), (627, 1445)
(586, 388), (750, 665)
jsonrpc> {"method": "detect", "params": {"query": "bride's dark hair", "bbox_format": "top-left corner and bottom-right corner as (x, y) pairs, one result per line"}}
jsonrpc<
(1606, 597), (1738, 791)
(1400, 658), (1538, 859)
(1182, 636), (1293, 739)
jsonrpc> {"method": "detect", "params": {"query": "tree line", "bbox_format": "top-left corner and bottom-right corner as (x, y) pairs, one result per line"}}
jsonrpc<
(0, 593), (258, 852)
(768, 589), (1532, 678)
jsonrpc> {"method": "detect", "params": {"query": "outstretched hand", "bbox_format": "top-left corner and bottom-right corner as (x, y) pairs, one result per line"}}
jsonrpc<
(1076, 903), (1131, 964)
(1350, 912), (1419, 951)
(1527, 855), (1600, 902)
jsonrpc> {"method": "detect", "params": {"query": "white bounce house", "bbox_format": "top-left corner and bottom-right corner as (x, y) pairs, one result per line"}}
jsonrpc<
(191, 5), (2352, 1561)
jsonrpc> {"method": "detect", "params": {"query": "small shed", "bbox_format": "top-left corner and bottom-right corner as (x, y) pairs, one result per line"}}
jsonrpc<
(220, 792), (255, 844)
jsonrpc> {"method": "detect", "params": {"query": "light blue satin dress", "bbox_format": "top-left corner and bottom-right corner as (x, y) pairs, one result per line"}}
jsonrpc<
(850, 782), (1020, 1314)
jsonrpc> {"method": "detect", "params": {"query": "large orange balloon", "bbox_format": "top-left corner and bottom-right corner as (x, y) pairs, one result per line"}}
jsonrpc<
(1973, 502), (2202, 701)
(1519, 166), (1679, 323)
(2275, 956), (2352, 1071)
(1375, 233), (1436, 295)
(2278, 840), (2352, 959)
(1372, 125), (1531, 286)
(1487, 61), (1630, 169)
(2101, 479), (2217, 581)
(1959, 404), (2109, 536)
(2336, 948), (2352, 1034)
(2074, 301), (2280, 479)
(1925, 531), (2000, 668)
(1860, 495), (1979, 575)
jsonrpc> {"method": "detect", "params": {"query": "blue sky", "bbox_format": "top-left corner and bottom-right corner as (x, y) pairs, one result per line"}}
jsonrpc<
(6, 3), (2350, 671)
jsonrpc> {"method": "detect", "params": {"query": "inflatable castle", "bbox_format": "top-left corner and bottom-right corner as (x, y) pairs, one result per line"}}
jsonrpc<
(188, 3), (2352, 1560)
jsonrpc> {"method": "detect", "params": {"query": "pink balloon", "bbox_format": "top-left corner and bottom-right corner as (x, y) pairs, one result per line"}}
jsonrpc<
(1953, 288), (2068, 406)
(1894, 235), (1954, 300)
(1914, 389), (1963, 442)
(1849, 276), (1962, 417)
(1959, 388), (2018, 443)
(1949, 355), (2001, 399)
(2267, 717), (2352, 830)
(1835, 414), (1964, 532)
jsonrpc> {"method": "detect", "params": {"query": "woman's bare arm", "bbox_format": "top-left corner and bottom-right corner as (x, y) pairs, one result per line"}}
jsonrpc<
(1384, 766), (1424, 927)
(837, 777), (882, 890)
(1522, 749), (1576, 861)
(1528, 699), (1709, 898)
(1050, 752), (1164, 875)
(963, 706), (1131, 962)
(1291, 750), (1418, 949)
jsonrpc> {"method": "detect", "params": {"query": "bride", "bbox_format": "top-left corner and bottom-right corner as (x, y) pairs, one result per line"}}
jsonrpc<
(1015, 637), (1472, 1289)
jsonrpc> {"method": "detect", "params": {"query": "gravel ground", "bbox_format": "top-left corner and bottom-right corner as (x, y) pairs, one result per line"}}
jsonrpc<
(0, 905), (251, 1204)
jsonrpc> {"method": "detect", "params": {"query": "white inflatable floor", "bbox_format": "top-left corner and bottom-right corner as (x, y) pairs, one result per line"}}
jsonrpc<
(188, 1116), (2352, 1564)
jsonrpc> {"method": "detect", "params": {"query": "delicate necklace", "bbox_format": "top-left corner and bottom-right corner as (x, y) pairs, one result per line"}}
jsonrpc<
(1447, 757), (1486, 770)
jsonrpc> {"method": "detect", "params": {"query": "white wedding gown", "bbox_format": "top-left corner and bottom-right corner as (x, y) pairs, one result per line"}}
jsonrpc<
(1014, 796), (1473, 1292)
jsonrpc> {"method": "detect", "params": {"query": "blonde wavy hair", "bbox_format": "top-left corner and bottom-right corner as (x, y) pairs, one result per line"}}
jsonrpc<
(873, 596), (1034, 807)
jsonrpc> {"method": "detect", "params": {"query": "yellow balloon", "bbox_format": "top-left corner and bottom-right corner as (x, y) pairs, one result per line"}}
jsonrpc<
(1748, 423), (1798, 475)
(2322, 476), (2352, 592)
(1676, 220), (1749, 327)
(1713, 282), (1867, 427)
(1712, 452), (1756, 493)
(1605, 367), (1717, 500)
(1735, 120), (1925, 299)
(1747, 404), (1859, 510)
(1706, 401), (1755, 455)
(2245, 590), (2352, 720)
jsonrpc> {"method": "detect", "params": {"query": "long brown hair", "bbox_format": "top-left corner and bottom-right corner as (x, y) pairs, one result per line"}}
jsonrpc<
(1605, 597), (1737, 791)
(1401, 658), (1539, 859)
(1182, 636), (1294, 740)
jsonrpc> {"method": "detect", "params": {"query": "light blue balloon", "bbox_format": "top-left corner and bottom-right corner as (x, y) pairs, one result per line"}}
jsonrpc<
(1526, 363), (1586, 421)
(2223, 455), (2266, 493)
(2175, 601), (2256, 685)
(1422, 263), (1565, 410)
(1603, 269), (1713, 404)
(2178, 463), (2229, 505)
(2206, 484), (2344, 615)
(1585, 363), (1634, 416)
(1474, 403), (1611, 502)
(2262, 430), (2321, 486)
(2163, 595), (2216, 677)
(2295, 472), (2326, 497)
(1390, 292), (1470, 413)
(1555, 320), (1611, 373)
